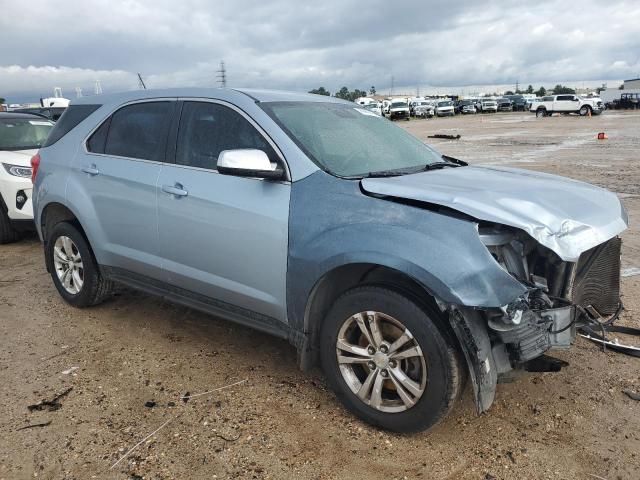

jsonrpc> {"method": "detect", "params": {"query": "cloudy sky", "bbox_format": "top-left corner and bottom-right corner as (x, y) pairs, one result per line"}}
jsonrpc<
(1, 0), (639, 102)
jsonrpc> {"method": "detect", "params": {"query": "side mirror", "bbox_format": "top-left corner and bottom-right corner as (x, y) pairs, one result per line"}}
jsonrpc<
(217, 149), (284, 180)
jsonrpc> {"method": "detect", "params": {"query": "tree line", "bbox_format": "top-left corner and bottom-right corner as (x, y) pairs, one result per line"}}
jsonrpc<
(308, 86), (376, 101)
(309, 84), (579, 100)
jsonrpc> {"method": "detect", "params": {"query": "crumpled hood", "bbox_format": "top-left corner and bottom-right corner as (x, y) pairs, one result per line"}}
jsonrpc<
(0, 149), (38, 167)
(361, 165), (628, 261)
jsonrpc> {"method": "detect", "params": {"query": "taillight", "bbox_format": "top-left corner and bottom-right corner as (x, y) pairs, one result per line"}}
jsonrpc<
(31, 152), (40, 184)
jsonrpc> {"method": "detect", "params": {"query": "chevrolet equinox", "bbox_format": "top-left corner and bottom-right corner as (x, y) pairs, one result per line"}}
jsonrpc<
(32, 89), (628, 432)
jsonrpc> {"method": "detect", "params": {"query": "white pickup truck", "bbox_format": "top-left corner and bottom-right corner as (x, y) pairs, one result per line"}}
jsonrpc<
(531, 94), (603, 117)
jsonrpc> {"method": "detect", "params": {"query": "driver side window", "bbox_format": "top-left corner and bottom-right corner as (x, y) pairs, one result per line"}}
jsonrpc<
(176, 101), (278, 170)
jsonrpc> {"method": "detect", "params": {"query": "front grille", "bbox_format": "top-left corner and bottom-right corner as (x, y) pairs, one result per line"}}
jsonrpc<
(571, 237), (621, 316)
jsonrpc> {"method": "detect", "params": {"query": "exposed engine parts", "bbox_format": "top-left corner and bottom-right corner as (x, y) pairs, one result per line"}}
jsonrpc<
(478, 224), (620, 369)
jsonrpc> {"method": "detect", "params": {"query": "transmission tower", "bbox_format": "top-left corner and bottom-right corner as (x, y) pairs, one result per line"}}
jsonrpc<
(137, 73), (147, 90)
(75, 87), (83, 98)
(94, 80), (103, 95)
(216, 61), (227, 87)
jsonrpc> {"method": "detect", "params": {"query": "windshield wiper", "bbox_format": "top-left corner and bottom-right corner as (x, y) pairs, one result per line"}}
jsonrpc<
(361, 156), (467, 178)
(364, 167), (423, 178)
(441, 154), (468, 166)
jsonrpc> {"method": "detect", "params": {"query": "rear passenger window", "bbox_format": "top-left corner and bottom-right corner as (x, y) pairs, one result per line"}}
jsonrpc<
(86, 117), (111, 154)
(42, 104), (101, 147)
(176, 102), (277, 170)
(104, 102), (171, 161)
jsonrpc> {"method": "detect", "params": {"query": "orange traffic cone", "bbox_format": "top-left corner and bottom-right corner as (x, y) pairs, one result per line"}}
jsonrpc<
(597, 132), (608, 140)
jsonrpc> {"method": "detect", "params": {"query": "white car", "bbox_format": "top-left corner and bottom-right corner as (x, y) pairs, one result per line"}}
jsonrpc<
(435, 100), (455, 117)
(481, 99), (498, 113)
(0, 113), (54, 243)
(362, 102), (383, 116)
(412, 101), (435, 118)
(387, 100), (410, 120)
(531, 94), (604, 117)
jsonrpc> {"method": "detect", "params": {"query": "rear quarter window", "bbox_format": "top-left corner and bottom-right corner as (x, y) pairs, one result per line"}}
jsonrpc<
(42, 104), (101, 147)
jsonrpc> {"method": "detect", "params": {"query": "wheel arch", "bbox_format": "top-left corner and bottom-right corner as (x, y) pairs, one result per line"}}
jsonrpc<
(40, 202), (92, 272)
(299, 262), (463, 372)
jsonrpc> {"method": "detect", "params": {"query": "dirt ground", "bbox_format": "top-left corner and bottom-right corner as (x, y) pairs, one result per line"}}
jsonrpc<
(1, 110), (640, 480)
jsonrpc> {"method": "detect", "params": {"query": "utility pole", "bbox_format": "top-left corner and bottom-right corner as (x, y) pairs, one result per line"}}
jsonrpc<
(137, 73), (147, 90)
(390, 76), (394, 96)
(216, 61), (227, 87)
(515, 80), (519, 93)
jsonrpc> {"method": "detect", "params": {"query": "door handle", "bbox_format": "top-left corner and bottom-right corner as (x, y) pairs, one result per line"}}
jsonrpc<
(162, 183), (188, 197)
(82, 164), (100, 176)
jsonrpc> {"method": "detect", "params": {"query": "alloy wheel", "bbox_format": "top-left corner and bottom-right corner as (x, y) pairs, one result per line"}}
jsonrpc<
(53, 235), (84, 294)
(336, 311), (427, 413)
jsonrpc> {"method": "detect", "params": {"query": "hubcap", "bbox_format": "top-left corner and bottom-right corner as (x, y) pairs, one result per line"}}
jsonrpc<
(336, 311), (427, 413)
(53, 236), (84, 295)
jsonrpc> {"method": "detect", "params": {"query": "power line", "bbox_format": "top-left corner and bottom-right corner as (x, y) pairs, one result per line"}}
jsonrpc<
(216, 61), (227, 87)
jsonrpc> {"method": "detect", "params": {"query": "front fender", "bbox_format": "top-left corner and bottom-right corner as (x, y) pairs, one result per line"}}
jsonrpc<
(286, 171), (526, 332)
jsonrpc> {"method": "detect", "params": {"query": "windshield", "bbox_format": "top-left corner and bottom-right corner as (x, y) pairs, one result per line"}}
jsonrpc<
(391, 102), (407, 108)
(438, 101), (453, 107)
(0, 118), (54, 151)
(261, 101), (443, 177)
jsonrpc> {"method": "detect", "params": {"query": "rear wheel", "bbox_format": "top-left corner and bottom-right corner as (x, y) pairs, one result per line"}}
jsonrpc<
(320, 286), (463, 433)
(0, 206), (21, 244)
(536, 108), (547, 118)
(46, 222), (113, 307)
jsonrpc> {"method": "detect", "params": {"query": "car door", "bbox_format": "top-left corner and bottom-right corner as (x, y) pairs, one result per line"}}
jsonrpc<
(77, 100), (175, 279)
(554, 95), (573, 112)
(157, 100), (290, 323)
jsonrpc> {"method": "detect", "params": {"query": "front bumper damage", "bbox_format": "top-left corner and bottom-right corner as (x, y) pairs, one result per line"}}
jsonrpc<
(449, 233), (623, 414)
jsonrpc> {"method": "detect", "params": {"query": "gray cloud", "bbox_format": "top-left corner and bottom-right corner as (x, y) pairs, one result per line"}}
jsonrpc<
(1, 0), (639, 101)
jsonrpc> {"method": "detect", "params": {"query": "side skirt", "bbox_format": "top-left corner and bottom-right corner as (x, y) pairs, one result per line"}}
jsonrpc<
(102, 266), (306, 348)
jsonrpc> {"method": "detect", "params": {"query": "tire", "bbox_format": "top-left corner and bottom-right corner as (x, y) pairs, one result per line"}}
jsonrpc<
(579, 105), (591, 116)
(0, 204), (21, 244)
(46, 221), (113, 307)
(536, 108), (547, 118)
(320, 286), (463, 433)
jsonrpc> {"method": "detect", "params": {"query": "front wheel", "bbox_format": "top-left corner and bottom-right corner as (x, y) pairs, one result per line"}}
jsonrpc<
(320, 286), (463, 433)
(579, 105), (591, 116)
(46, 222), (113, 307)
(0, 206), (21, 244)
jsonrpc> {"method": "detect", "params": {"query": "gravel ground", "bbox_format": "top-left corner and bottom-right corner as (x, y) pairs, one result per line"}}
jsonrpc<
(1, 110), (639, 480)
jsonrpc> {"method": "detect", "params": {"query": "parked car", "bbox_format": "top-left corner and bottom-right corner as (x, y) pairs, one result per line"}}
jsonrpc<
(480, 99), (498, 113)
(0, 112), (54, 243)
(11, 107), (67, 122)
(455, 100), (476, 114)
(435, 100), (455, 116)
(412, 101), (435, 118)
(497, 98), (513, 112)
(531, 94), (603, 117)
(387, 100), (410, 120)
(503, 95), (527, 111)
(607, 93), (639, 110)
(32, 89), (628, 433)
(361, 102), (383, 116)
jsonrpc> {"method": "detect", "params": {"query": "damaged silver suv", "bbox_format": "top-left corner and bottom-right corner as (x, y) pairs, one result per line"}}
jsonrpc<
(33, 89), (628, 432)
